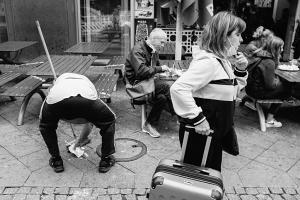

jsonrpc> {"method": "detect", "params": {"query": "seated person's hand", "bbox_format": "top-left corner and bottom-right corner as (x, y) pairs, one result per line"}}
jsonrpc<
(161, 65), (171, 72)
(234, 52), (248, 71)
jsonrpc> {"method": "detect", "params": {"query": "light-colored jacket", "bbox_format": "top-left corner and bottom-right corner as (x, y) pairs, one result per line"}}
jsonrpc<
(170, 46), (248, 125)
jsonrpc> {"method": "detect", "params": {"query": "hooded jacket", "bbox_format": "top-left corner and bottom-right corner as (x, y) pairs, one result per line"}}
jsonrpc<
(170, 46), (248, 126)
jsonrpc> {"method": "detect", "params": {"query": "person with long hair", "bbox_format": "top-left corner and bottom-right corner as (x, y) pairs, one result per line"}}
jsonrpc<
(244, 26), (274, 65)
(245, 36), (291, 128)
(170, 12), (248, 171)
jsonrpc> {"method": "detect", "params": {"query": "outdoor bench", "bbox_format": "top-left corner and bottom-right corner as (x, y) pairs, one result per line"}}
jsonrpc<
(106, 55), (126, 77)
(240, 95), (284, 132)
(92, 73), (119, 103)
(0, 75), (46, 125)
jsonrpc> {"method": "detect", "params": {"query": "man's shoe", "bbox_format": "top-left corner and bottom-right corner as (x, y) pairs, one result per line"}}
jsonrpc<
(49, 156), (64, 173)
(142, 123), (161, 138)
(266, 119), (282, 128)
(99, 155), (116, 173)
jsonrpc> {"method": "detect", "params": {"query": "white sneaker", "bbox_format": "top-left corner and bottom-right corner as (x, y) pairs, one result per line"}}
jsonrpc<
(142, 123), (161, 138)
(266, 119), (282, 128)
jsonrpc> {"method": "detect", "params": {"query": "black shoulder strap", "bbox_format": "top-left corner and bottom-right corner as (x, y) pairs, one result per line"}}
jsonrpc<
(247, 58), (262, 72)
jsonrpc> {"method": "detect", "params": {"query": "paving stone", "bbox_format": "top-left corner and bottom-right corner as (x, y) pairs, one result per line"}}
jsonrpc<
(283, 187), (297, 195)
(30, 187), (44, 195)
(245, 188), (258, 195)
(12, 194), (26, 200)
(136, 196), (147, 200)
(226, 194), (241, 200)
(25, 195), (40, 200)
(92, 188), (107, 196)
(96, 195), (110, 200)
(17, 187), (31, 194)
(107, 188), (119, 195)
(240, 195), (257, 200)
(0, 187), (4, 194)
(0, 195), (13, 200)
(235, 187), (246, 194)
(42, 188), (55, 195)
(133, 189), (146, 195)
(68, 188), (80, 195)
(269, 194), (284, 200)
(281, 194), (297, 200)
(225, 186), (236, 194)
(124, 194), (136, 200)
(256, 194), (272, 200)
(3, 188), (19, 195)
(40, 195), (54, 200)
(269, 187), (284, 194)
(256, 188), (270, 194)
(222, 195), (229, 200)
(54, 188), (69, 195)
(294, 194), (300, 199)
(55, 195), (67, 200)
(120, 189), (132, 195)
(0, 160), (30, 186)
(111, 194), (122, 200)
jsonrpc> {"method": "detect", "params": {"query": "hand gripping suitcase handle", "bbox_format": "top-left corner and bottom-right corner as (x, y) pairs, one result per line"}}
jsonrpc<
(180, 125), (214, 167)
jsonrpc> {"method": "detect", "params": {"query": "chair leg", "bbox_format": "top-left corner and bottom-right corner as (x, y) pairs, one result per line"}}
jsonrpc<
(255, 102), (266, 132)
(141, 104), (147, 129)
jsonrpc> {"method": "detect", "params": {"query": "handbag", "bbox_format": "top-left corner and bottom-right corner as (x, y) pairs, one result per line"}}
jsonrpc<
(125, 78), (155, 99)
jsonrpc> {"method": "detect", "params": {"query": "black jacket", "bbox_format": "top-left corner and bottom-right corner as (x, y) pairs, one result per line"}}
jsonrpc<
(125, 41), (163, 85)
(245, 54), (284, 99)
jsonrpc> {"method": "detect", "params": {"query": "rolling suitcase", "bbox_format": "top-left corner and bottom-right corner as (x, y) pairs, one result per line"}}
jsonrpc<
(148, 127), (224, 200)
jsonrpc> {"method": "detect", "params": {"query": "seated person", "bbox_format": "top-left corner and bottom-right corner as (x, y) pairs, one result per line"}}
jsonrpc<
(244, 26), (274, 66)
(125, 28), (174, 138)
(245, 36), (291, 128)
(39, 73), (116, 173)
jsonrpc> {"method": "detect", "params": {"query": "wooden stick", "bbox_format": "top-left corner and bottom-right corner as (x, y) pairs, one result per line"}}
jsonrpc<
(35, 20), (57, 80)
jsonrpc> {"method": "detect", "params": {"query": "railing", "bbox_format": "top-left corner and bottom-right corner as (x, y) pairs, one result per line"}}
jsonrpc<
(161, 28), (202, 54)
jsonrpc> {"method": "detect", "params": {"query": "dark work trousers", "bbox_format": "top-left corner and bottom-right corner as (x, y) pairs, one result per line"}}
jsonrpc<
(147, 78), (174, 125)
(39, 95), (116, 158)
(178, 98), (235, 172)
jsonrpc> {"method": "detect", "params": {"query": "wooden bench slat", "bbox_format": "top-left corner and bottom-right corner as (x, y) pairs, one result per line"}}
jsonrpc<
(93, 73), (118, 100)
(0, 72), (22, 86)
(1, 76), (44, 97)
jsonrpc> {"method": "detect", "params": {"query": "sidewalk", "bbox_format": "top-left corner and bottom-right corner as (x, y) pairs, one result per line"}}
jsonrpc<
(0, 80), (299, 200)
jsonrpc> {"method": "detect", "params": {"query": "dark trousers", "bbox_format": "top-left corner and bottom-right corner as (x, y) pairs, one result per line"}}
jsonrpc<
(147, 79), (174, 125)
(39, 95), (116, 158)
(179, 125), (223, 172)
(178, 98), (236, 172)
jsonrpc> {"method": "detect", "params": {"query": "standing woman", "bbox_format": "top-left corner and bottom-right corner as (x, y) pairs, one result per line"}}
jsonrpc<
(170, 11), (248, 171)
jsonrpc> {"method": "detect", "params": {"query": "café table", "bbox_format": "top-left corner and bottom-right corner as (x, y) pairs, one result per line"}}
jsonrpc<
(275, 69), (300, 83)
(27, 54), (97, 76)
(64, 42), (111, 56)
(0, 41), (37, 64)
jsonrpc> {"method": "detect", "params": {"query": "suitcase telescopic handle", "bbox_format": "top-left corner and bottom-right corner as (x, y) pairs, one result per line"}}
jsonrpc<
(180, 125), (214, 167)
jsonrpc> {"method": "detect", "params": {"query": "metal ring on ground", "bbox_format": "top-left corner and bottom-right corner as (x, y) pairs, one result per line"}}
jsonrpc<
(96, 138), (147, 162)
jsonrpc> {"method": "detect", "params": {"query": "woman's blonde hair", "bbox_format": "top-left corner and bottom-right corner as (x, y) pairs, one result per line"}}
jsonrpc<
(264, 36), (284, 65)
(199, 11), (246, 58)
(252, 26), (274, 48)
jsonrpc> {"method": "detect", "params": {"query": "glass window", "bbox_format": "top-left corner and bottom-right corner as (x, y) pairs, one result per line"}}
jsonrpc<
(79, 0), (131, 57)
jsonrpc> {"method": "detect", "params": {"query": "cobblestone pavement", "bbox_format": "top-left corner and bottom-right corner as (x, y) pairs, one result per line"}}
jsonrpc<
(0, 186), (300, 200)
(0, 79), (299, 200)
